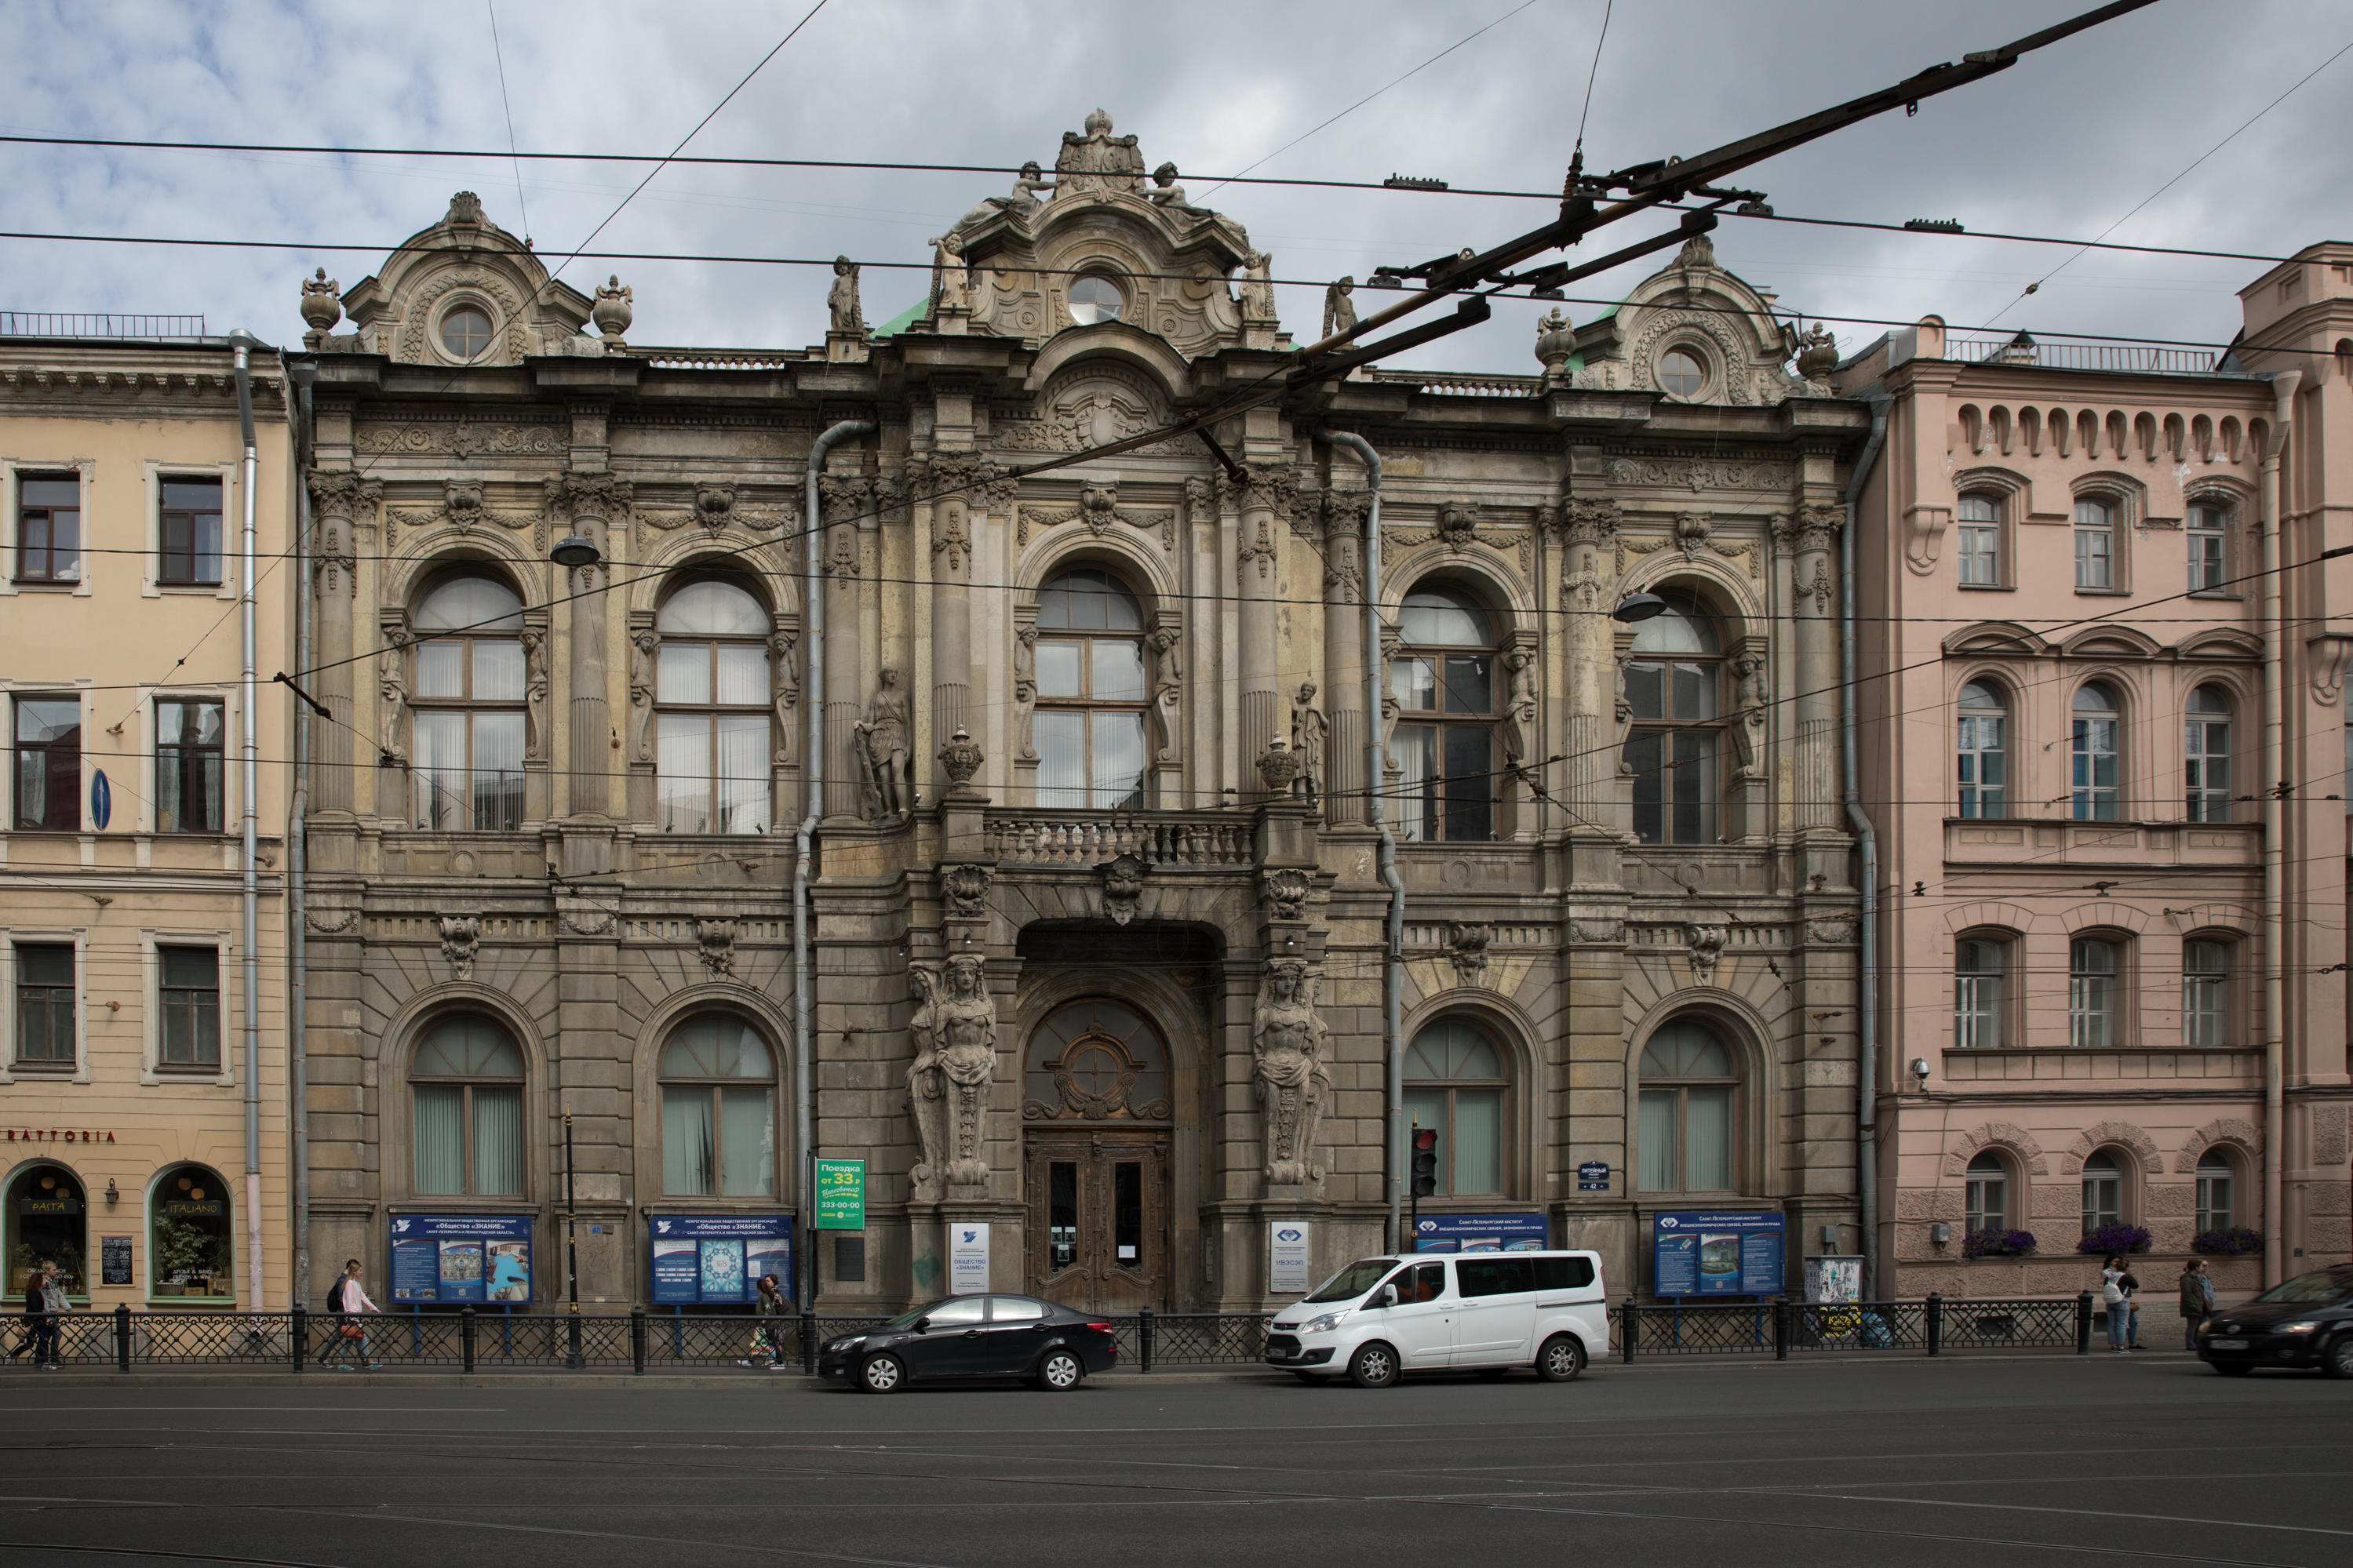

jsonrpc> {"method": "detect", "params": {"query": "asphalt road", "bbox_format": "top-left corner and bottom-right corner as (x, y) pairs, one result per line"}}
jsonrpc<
(2, 1354), (2348, 1568)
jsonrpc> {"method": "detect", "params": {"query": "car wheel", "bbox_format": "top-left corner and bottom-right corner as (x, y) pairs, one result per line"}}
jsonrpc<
(1034, 1349), (1084, 1391)
(1347, 1342), (1399, 1388)
(2213, 1361), (2253, 1377)
(1475, 1367), (1510, 1381)
(1536, 1334), (1586, 1383)
(857, 1353), (905, 1394)
(1292, 1371), (1328, 1385)
(2322, 1335), (2353, 1381)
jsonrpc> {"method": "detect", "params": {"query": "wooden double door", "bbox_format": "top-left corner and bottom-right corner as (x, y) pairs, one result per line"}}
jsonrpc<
(1022, 1130), (1170, 1313)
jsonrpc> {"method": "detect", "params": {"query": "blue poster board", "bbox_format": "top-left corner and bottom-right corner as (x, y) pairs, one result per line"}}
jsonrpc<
(647, 1214), (794, 1305)
(1413, 1212), (1550, 1253)
(1652, 1210), (1783, 1297)
(388, 1214), (534, 1305)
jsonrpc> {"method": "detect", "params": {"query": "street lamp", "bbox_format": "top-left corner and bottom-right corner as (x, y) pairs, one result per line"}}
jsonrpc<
(550, 533), (601, 569)
(1611, 591), (1667, 624)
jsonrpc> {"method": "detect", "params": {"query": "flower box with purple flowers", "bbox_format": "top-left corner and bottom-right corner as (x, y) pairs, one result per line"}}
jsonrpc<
(2190, 1226), (2263, 1257)
(2074, 1224), (2152, 1255)
(1961, 1228), (2036, 1260)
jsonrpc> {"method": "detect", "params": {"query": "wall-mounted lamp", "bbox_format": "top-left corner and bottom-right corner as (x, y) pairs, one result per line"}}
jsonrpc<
(549, 534), (602, 569)
(1611, 591), (1667, 624)
(105, 1179), (119, 1206)
(1910, 1057), (1931, 1090)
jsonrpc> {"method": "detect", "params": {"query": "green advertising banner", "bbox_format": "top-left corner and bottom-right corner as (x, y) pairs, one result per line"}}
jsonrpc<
(814, 1158), (865, 1231)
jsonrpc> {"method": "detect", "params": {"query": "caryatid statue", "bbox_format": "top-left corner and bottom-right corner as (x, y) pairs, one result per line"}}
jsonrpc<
(1253, 959), (1331, 1187)
(908, 953), (999, 1192)
(853, 666), (914, 824)
(1291, 682), (1327, 809)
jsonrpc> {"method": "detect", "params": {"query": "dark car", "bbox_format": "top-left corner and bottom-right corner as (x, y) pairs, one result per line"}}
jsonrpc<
(818, 1293), (1118, 1393)
(2196, 1264), (2353, 1377)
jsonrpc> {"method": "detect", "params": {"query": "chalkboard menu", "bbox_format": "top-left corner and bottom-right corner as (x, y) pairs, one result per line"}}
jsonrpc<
(100, 1235), (133, 1286)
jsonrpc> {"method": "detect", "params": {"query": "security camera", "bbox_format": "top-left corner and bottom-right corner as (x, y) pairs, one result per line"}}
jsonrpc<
(1910, 1057), (1931, 1089)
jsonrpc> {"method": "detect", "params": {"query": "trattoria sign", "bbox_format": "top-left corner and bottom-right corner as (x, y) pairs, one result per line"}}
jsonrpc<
(5, 1130), (116, 1143)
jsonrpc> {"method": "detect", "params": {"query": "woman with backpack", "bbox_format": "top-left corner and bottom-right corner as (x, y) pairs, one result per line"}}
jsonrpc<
(317, 1258), (382, 1372)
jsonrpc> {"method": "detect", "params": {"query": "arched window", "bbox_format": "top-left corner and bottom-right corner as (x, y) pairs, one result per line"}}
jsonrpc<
(1958, 493), (2001, 585)
(410, 1016), (525, 1196)
(5, 1163), (86, 1297)
(1965, 1151), (2010, 1234)
(410, 576), (525, 831)
(1955, 935), (2007, 1050)
(2195, 1150), (2236, 1232)
(659, 1017), (776, 1197)
(2184, 937), (2230, 1047)
(2187, 501), (2229, 592)
(1957, 681), (2007, 819)
(1637, 1020), (1736, 1194)
(1623, 591), (1723, 845)
(1390, 584), (1499, 842)
(151, 1164), (234, 1300)
(2074, 497), (2117, 589)
(2069, 937), (2121, 1049)
(1403, 1020), (1508, 1196)
(2184, 684), (2231, 823)
(2071, 682), (2121, 821)
(2081, 1149), (2125, 1233)
(1035, 568), (1146, 809)
(655, 577), (772, 834)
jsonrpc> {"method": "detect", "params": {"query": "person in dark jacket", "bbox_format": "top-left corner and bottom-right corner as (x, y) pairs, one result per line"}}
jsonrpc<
(24, 1263), (65, 1368)
(2178, 1258), (2216, 1351)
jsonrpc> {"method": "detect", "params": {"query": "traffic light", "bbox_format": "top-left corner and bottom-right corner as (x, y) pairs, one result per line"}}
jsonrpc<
(1411, 1126), (1439, 1198)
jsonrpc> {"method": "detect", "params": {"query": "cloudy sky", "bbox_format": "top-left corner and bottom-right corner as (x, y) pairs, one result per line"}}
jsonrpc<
(2, 0), (2342, 372)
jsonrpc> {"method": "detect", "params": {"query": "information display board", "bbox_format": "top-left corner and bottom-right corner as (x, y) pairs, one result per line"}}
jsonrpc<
(1576, 1160), (1611, 1193)
(1269, 1222), (1312, 1293)
(1412, 1212), (1550, 1253)
(647, 1214), (795, 1306)
(814, 1159), (865, 1230)
(1652, 1210), (1784, 1297)
(388, 1214), (534, 1305)
(100, 1235), (133, 1286)
(949, 1222), (990, 1295)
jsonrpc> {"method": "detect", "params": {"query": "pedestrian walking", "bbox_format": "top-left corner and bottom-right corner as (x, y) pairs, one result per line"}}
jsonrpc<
(2100, 1255), (2129, 1352)
(24, 1262), (68, 1369)
(2179, 1258), (2216, 1351)
(739, 1274), (789, 1370)
(318, 1258), (382, 1372)
(2119, 1266), (2144, 1349)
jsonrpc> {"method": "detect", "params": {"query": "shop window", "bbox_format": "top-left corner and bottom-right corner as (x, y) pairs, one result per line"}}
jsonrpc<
(1391, 584), (1499, 842)
(5, 1165), (86, 1297)
(1035, 568), (1148, 809)
(13, 696), (82, 831)
(1623, 590), (1724, 846)
(409, 576), (525, 831)
(155, 698), (225, 834)
(2184, 938), (2230, 1048)
(14, 474), (81, 583)
(2069, 937), (2122, 1049)
(2195, 1151), (2235, 1232)
(1954, 936), (2007, 1049)
(2187, 502), (2229, 593)
(13, 942), (75, 1067)
(150, 1165), (233, 1299)
(2070, 682), (2121, 821)
(654, 577), (772, 834)
(158, 478), (224, 586)
(2074, 498), (2118, 590)
(1956, 681), (2007, 819)
(1637, 1020), (1736, 1194)
(1964, 1151), (2009, 1233)
(410, 1016), (525, 1196)
(1402, 1019), (1509, 1197)
(2081, 1149), (2125, 1233)
(1957, 493), (2001, 585)
(158, 945), (220, 1068)
(659, 1017), (776, 1198)
(2184, 684), (2232, 823)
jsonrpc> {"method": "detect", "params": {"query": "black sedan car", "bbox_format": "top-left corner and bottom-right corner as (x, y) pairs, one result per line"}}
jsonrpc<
(2196, 1264), (2353, 1377)
(818, 1293), (1119, 1392)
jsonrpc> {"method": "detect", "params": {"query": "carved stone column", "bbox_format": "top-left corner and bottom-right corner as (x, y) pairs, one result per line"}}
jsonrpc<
(1238, 462), (1291, 795)
(1320, 489), (1370, 825)
(548, 475), (628, 818)
(1780, 502), (1843, 833)
(925, 457), (978, 792)
(1558, 497), (1621, 817)
(306, 472), (376, 814)
(820, 473), (870, 822)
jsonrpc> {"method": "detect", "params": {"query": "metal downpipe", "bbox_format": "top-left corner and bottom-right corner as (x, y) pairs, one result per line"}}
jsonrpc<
(1840, 391), (1889, 1301)
(1325, 433), (1404, 1253)
(795, 420), (872, 1316)
(228, 330), (265, 1313)
(287, 360), (315, 1308)
(2260, 372), (2300, 1289)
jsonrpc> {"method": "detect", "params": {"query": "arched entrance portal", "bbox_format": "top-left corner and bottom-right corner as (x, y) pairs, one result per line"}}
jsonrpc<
(1021, 999), (1171, 1312)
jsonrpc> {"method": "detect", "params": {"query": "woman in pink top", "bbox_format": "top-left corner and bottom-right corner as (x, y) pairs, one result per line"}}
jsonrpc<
(319, 1258), (382, 1372)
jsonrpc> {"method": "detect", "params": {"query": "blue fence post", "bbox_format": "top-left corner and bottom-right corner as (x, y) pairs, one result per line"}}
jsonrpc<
(1925, 1293), (1943, 1357)
(1620, 1296), (1637, 1363)
(115, 1304), (132, 1373)
(461, 1307), (476, 1374)
(631, 1307), (646, 1376)
(1139, 1307), (1155, 1375)
(2075, 1291), (2093, 1355)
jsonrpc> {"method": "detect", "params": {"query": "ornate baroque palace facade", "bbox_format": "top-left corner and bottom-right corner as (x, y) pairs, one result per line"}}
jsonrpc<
(291, 113), (1867, 1313)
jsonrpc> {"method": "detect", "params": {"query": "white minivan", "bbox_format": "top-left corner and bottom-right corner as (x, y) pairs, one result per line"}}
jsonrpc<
(1265, 1250), (1607, 1386)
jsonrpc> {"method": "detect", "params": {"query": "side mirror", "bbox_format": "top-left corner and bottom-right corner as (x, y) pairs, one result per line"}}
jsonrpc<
(1379, 1284), (1399, 1308)
(912, 1317), (931, 1333)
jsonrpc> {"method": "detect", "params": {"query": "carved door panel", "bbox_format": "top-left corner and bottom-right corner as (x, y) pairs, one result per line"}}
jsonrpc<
(1022, 1130), (1168, 1314)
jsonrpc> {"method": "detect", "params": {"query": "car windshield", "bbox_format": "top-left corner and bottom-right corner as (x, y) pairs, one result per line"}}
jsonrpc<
(2251, 1269), (2353, 1307)
(881, 1298), (955, 1329)
(1303, 1259), (1400, 1304)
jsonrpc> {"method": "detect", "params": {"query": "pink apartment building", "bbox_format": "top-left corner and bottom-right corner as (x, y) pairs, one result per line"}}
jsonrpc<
(1842, 242), (2353, 1308)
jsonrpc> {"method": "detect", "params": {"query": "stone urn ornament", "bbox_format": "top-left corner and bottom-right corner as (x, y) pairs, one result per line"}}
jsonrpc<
(1794, 322), (1838, 382)
(591, 275), (634, 345)
(299, 268), (342, 344)
(1256, 736), (1302, 795)
(938, 725), (984, 788)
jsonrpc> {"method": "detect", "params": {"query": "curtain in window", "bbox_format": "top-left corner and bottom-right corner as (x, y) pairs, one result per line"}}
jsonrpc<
(664, 1086), (716, 1195)
(1394, 727), (1436, 842)
(719, 1086), (775, 1196)
(715, 644), (770, 705)
(715, 715), (769, 832)
(413, 1085), (464, 1195)
(412, 711), (466, 830)
(658, 714), (712, 832)
(1452, 1087), (1502, 1194)
(1034, 711), (1086, 808)
(472, 712), (525, 831)
(1092, 712), (1146, 809)
(471, 1086), (523, 1195)
(473, 641), (526, 701)
(1684, 1086), (1732, 1191)
(1638, 1089), (1678, 1193)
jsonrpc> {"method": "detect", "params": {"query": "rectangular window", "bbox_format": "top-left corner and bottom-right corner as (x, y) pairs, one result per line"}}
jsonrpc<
(13, 697), (82, 831)
(155, 699), (225, 833)
(2195, 1169), (2234, 1233)
(14, 944), (75, 1065)
(1626, 729), (1717, 845)
(158, 946), (220, 1067)
(662, 1083), (716, 1195)
(2188, 505), (2227, 593)
(2074, 501), (2116, 590)
(2070, 940), (2118, 1049)
(1637, 1088), (1679, 1194)
(1958, 522), (1999, 585)
(2184, 940), (2228, 1049)
(1955, 940), (2004, 1050)
(1965, 1172), (2008, 1233)
(158, 478), (224, 586)
(413, 1085), (464, 1195)
(14, 475), (81, 584)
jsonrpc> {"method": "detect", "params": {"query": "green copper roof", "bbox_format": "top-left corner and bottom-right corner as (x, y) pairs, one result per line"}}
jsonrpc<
(872, 297), (929, 339)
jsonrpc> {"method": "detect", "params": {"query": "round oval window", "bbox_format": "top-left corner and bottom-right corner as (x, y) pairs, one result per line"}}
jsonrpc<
(1658, 347), (1706, 398)
(1068, 276), (1124, 325)
(441, 307), (496, 359)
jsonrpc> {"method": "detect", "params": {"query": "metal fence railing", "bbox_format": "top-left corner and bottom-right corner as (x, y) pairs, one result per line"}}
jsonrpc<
(1611, 1293), (2095, 1361)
